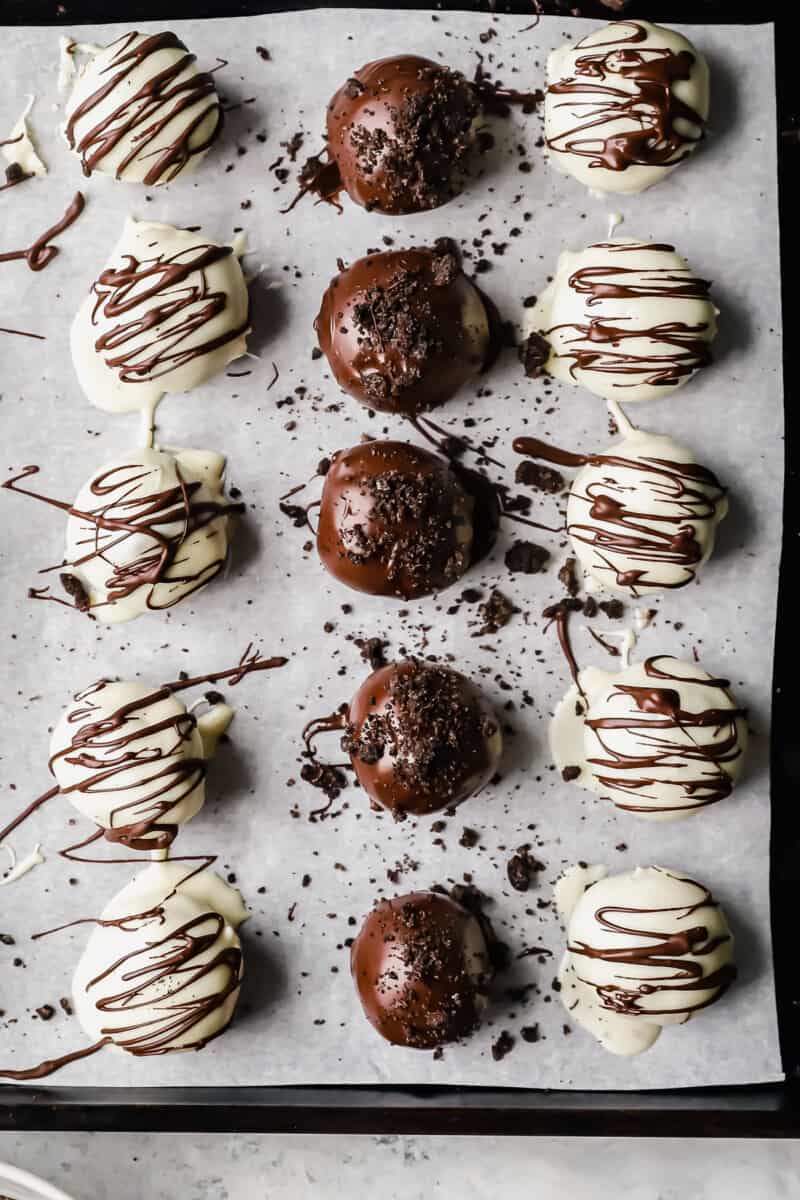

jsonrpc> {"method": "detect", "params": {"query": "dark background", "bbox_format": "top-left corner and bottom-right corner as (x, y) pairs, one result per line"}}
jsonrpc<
(1, 0), (797, 1135)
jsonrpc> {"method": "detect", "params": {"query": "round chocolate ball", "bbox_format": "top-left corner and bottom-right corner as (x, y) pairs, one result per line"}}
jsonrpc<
(326, 55), (479, 214)
(351, 891), (493, 1048)
(343, 659), (502, 816)
(316, 440), (474, 599)
(315, 245), (491, 416)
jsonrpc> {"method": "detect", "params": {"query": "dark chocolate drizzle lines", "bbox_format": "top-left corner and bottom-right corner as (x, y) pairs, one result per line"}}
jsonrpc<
(569, 871), (735, 1018)
(584, 656), (746, 814)
(2, 461), (242, 615)
(0, 1038), (111, 1081)
(88, 241), (248, 386)
(0, 192), (85, 272)
(85, 912), (242, 1056)
(0, 648), (286, 852)
(514, 433), (726, 593)
(0, 326), (45, 340)
(65, 31), (222, 185)
(544, 242), (713, 391)
(47, 677), (207, 853)
(547, 22), (706, 174)
(0, 856), (241, 1080)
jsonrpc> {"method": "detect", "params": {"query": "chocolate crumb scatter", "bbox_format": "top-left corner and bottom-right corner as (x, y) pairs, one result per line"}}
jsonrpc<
(491, 1030), (515, 1061)
(299, 761), (348, 804)
(506, 847), (545, 893)
(59, 572), (91, 612)
(518, 331), (550, 378)
(355, 636), (389, 670)
(558, 557), (580, 597)
(471, 589), (517, 636)
(505, 540), (550, 575)
(515, 459), (565, 495)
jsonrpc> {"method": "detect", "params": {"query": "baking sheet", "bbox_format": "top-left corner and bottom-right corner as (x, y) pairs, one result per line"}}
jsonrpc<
(0, 10), (783, 1089)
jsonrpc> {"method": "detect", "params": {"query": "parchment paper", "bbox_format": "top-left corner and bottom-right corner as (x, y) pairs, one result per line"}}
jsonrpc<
(0, 11), (784, 1089)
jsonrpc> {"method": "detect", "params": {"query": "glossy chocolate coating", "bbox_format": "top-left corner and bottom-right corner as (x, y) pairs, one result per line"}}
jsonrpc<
(351, 891), (492, 1048)
(344, 660), (501, 816)
(315, 246), (490, 416)
(316, 440), (473, 599)
(326, 55), (478, 214)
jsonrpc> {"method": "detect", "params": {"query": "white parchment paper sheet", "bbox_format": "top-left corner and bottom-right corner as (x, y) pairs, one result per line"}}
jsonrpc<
(0, 11), (783, 1089)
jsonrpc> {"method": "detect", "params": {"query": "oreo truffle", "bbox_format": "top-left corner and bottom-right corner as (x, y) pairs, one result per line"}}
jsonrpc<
(555, 865), (734, 1057)
(316, 440), (474, 598)
(344, 660), (502, 816)
(315, 246), (491, 416)
(351, 891), (493, 1048)
(326, 55), (479, 214)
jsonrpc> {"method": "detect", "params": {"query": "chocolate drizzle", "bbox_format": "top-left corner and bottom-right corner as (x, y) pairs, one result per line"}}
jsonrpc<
(0, 326), (45, 340)
(547, 22), (706, 175)
(0, 1037), (110, 1081)
(544, 241), (713, 391)
(584, 656), (746, 814)
(0, 648), (286, 852)
(569, 871), (735, 1018)
(88, 242), (249, 385)
(48, 679), (207, 852)
(65, 31), (222, 184)
(0, 857), (244, 1080)
(514, 432), (726, 593)
(85, 911), (242, 1055)
(2, 461), (242, 615)
(0, 192), (85, 271)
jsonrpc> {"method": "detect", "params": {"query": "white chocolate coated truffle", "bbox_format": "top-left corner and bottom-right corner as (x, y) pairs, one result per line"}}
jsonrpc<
(526, 238), (717, 403)
(63, 446), (235, 623)
(64, 31), (221, 185)
(567, 427), (727, 595)
(73, 861), (246, 1055)
(556, 865), (734, 1056)
(545, 21), (709, 196)
(49, 678), (232, 847)
(71, 218), (250, 418)
(550, 655), (748, 819)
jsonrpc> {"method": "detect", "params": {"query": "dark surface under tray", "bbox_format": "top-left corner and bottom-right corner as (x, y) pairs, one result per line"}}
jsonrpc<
(1, 0), (798, 1136)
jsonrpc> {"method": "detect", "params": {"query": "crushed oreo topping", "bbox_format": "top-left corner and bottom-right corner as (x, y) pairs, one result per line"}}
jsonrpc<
(519, 331), (550, 378)
(343, 659), (496, 803)
(505, 540), (550, 575)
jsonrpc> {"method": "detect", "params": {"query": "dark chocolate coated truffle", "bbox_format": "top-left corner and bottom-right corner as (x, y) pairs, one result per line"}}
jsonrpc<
(315, 245), (491, 416)
(343, 659), (502, 816)
(316, 440), (474, 599)
(351, 891), (493, 1048)
(326, 55), (479, 214)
